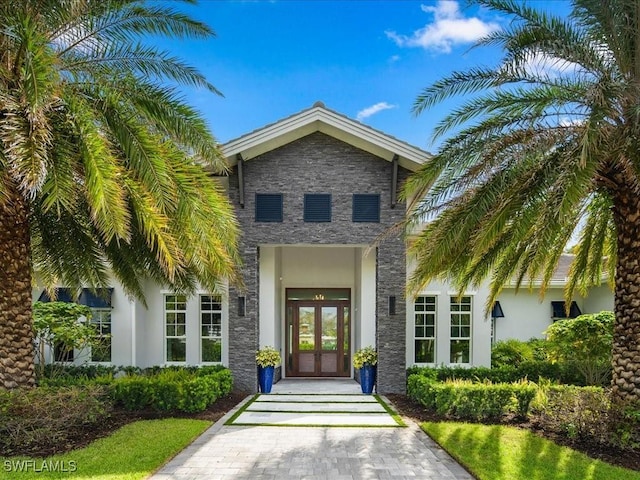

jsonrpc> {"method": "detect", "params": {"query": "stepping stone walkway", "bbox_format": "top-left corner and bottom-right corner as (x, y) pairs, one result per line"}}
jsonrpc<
(227, 394), (402, 427)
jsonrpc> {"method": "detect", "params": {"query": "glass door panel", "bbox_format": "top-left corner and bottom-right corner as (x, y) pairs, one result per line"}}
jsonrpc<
(321, 307), (338, 350)
(298, 307), (315, 350)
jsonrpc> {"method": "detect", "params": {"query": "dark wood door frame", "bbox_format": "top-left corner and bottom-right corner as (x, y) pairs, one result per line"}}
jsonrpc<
(286, 297), (350, 377)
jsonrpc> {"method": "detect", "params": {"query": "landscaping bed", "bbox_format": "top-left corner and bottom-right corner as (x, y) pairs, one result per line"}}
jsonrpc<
(388, 392), (640, 472)
(0, 366), (246, 458)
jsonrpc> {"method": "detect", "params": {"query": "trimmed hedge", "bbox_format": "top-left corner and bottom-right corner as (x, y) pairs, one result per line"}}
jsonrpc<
(110, 368), (233, 413)
(407, 374), (537, 420)
(407, 361), (585, 386)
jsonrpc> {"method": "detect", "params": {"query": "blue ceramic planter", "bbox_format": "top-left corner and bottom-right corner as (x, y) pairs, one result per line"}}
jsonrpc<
(258, 366), (275, 393)
(359, 365), (376, 394)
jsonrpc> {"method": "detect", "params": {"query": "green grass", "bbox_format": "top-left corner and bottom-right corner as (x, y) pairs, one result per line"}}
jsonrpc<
(0, 418), (211, 480)
(422, 422), (640, 480)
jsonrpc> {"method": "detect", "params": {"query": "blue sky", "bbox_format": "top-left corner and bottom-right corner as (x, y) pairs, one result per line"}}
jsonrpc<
(168, 0), (570, 152)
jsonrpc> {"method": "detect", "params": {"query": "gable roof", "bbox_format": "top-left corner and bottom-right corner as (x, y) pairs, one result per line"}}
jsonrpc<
(221, 102), (432, 172)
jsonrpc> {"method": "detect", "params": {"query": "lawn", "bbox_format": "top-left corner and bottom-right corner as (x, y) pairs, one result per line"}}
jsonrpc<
(422, 421), (640, 480)
(0, 418), (211, 480)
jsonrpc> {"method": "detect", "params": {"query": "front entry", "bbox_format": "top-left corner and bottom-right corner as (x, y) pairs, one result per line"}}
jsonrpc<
(286, 289), (350, 377)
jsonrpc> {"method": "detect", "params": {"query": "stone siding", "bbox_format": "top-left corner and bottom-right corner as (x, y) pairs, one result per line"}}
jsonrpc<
(227, 132), (408, 393)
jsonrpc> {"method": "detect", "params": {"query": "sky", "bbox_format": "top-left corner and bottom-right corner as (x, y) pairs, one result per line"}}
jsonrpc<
(163, 0), (571, 153)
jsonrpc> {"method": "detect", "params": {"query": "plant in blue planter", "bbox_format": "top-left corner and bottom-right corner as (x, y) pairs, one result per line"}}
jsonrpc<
(353, 346), (377, 394)
(256, 346), (281, 393)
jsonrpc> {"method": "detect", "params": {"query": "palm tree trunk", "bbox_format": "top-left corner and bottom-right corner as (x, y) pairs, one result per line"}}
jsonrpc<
(612, 185), (640, 403)
(0, 186), (35, 389)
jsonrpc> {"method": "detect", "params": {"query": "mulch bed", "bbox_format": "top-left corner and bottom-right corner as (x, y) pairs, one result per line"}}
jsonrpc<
(8, 390), (640, 473)
(387, 394), (640, 472)
(6, 390), (248, 458)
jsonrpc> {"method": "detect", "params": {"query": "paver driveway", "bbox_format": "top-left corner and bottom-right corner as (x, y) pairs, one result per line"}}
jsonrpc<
(151, 379), (474, 480)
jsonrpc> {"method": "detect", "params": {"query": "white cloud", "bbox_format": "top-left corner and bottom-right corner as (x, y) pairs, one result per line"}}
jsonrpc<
(386, 0), (499, 54)
(518, 51), (580, 78)
(356, 102), (397, 121)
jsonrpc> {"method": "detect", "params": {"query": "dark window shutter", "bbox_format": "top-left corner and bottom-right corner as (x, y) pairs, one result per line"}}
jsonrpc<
(551, 301), (581, 318)
(255, 194), (283, 222)
(304, 194), (331, 222)
(79, 288), (113, 308)
(353, 194), (380, 222)
(38, 288), (74, 303)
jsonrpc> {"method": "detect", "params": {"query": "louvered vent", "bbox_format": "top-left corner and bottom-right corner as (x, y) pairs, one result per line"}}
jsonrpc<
(304, 194), (331, 222)
(352, 194), (380, 222)
(255, 194), (283, 222)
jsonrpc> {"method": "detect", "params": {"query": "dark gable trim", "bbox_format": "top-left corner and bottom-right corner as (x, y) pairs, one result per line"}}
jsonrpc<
(391, 154), (398, 209)
(237, 153), (245, 208)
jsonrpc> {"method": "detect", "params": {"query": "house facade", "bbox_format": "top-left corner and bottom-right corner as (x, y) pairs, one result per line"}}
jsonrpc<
(35, 104), (614, 393)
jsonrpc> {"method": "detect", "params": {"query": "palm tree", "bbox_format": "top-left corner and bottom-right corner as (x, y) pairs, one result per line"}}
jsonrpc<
(405, 0), (640, 403)
(0, 0), (240, 389)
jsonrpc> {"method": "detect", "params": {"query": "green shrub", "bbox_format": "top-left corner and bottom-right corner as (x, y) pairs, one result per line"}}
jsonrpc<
(537, 385), (611, 441)
(611, 402), (640, 450)
(491, 339), (534, 367)
(111, 376), (154, 410)
(407, 374), (536, 420)
(513, 382), (537, 418)
(544, 311), (614, 386)
(408, 361), (584, 385)
(0, 385), (112, 456)
(109, 366), (233, 413)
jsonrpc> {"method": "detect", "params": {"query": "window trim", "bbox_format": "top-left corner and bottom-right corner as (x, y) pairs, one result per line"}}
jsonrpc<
(200, 294), (223, 364)
(165, 294), (187, 363)
(90, 308), (112, 363)
(414, 295), (437, 364)
(450, 296), (472, 364)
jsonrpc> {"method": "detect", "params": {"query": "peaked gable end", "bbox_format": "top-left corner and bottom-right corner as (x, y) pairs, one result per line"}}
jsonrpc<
(222, 102), (431, 172)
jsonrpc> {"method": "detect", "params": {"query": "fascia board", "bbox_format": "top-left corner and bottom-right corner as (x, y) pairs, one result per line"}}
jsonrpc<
(222, 107), (430, 171)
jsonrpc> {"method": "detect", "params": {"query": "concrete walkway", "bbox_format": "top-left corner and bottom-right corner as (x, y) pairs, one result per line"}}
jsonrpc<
(151, 379), (474, 480)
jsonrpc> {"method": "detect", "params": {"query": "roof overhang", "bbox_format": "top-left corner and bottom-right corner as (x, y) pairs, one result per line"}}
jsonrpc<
(221, 103), (432, 172)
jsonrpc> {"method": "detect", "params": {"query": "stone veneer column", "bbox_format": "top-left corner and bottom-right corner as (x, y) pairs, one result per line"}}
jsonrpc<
(376, 237), (407, 393)
(228, 245), (259, 393)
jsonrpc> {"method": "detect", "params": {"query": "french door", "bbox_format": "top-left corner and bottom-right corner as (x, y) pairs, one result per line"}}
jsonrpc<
(286, 289), (350, 377)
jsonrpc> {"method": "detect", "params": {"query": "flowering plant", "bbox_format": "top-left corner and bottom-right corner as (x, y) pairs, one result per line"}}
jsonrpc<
(256, 346), (281, 367)
(353, 346), (377, 369)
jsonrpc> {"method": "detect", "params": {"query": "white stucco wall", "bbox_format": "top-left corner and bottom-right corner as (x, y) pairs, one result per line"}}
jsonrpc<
(359, 249), (377, 349)
(405, 278), (492, 368)
(494, 288), (584, 342)
(583, 284), (615, 312)
(136, 281), (229, 368)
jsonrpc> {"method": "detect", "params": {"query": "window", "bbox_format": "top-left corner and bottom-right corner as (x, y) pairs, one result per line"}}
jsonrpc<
(352, 194), (380, 222)
(201, 295), (223, 362)
(450, 296), (471, 363)
(255, 193), (283, 222)
(165, 294), (187, 362)
(304, 194), (331, 222)
(91, 309), (112, 362)
(414, 296), (436, 363)
(54, 342), (74, 362)
(551, 301), (582, 319)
